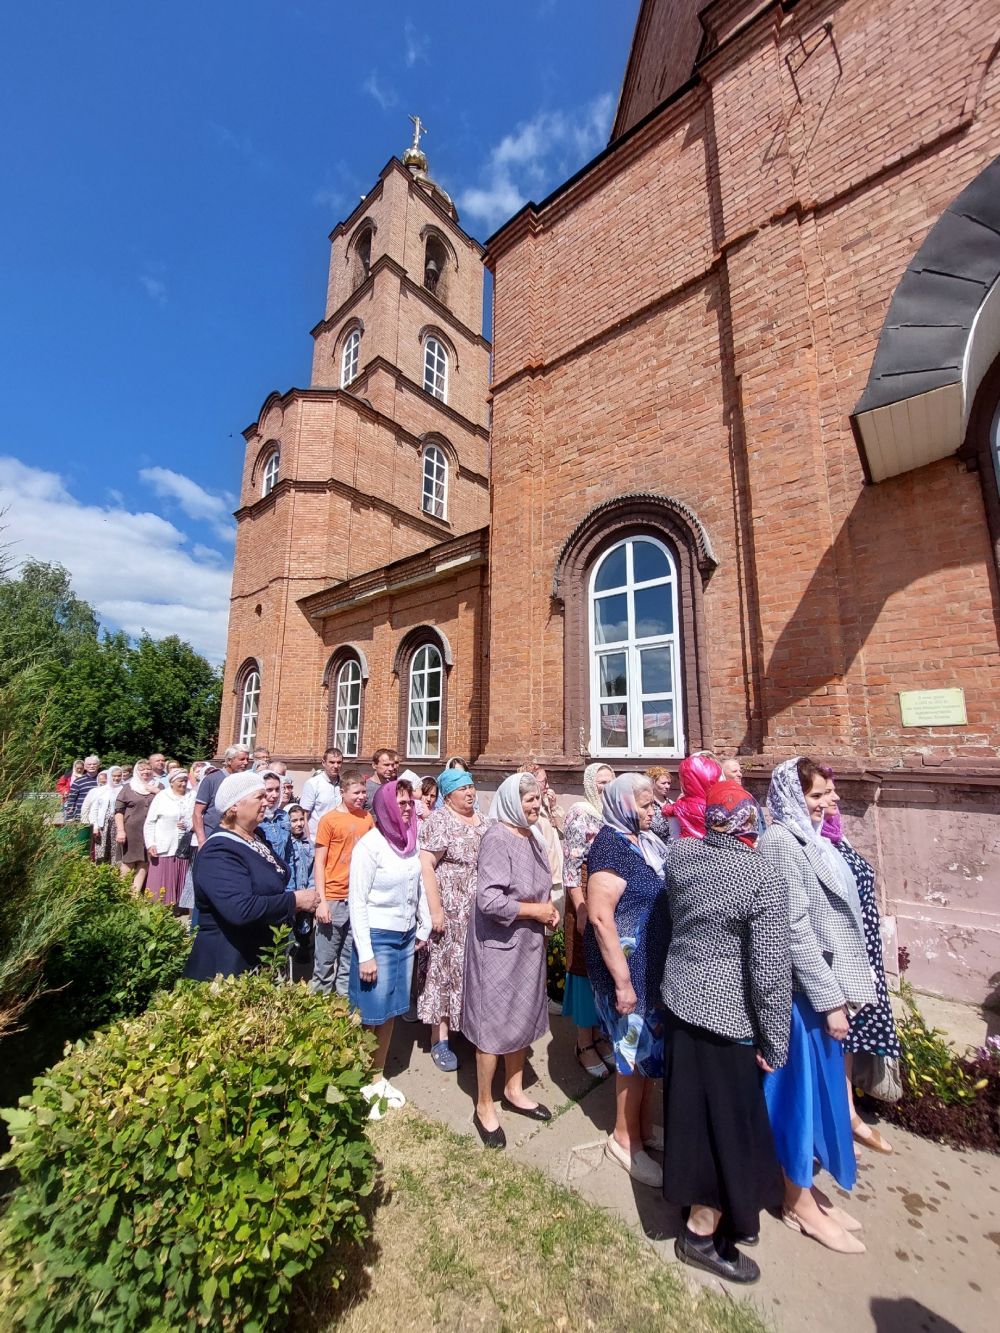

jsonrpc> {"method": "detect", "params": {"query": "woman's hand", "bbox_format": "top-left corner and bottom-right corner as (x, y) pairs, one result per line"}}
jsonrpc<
(614, 980), (637, 1016)
(315, 898), (331, 925)
(430, 908), (445, 934)
(825, 1006), (850, 1041)
(359, 957), (377, 982)
(574, 901), (588, 933)
(147, 849), (159, 860)
(755, 1051), (774, 1074)
(541, 903), (560, 930)
(294, 888), (320, 913)
(116, 830), (127, 845)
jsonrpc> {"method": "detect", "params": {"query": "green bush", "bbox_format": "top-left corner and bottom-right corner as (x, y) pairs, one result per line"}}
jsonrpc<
(0, 964), (377, 1332)
(40, 861), (191, 1037)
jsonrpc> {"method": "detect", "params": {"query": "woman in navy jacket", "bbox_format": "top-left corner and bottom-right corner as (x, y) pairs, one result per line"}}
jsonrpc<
(184, 771), (319, 981)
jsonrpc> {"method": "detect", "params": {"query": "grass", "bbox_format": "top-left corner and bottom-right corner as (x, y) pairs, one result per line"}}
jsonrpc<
(294, 1107), (770, 1333)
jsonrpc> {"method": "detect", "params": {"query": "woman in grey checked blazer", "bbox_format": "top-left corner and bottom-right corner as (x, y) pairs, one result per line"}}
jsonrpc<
(758, 757), (877, 1256)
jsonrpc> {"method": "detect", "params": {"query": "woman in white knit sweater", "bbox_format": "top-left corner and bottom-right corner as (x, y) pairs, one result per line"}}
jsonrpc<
(348, 777), (430, 1116)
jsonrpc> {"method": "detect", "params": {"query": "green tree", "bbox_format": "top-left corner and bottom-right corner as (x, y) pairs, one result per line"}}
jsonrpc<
(0, 561), (98, 686)
(126, 634), (221, 760)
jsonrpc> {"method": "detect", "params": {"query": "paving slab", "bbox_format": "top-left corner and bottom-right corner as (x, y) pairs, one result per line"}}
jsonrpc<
(384, 1012), (1000, 1333)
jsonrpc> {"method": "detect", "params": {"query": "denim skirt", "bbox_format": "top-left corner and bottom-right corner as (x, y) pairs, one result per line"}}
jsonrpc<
(348, 927), (416, 1026)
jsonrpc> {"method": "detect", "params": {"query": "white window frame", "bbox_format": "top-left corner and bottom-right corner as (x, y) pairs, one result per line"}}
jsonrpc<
(332, 658), (362, 758)
(407, 643), (443, 759)
(423, 336), (448, 402)
(421, 443), (448, 519)
(261, 450), (280, 497)
(587, 536), (683, 758)
(238, 670), (260, 750)
(341, 328), (360, 387)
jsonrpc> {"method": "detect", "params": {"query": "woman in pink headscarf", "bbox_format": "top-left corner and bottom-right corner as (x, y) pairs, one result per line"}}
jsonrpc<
(664, 754), (723, 839)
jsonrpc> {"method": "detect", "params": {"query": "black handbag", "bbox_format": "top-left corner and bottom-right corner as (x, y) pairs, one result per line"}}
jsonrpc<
(175, 829), (195, 861)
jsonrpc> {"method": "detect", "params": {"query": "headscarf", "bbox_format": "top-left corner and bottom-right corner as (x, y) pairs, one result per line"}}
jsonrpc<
(91, 768), (123, 827)
(601, 773), (666, 873)
(767, 757), (864, 925)
(665, 754), (723, 839)
(438, 767), (473, 799)
(489, 772), (547, 850)
(817, 764), (843, 842)
(765, 757), (821, 846)
(128, 767), (158, 796)
(371, 780), (418, 856)
(573, 761), (611, 818)
(704, 781), (760, 848)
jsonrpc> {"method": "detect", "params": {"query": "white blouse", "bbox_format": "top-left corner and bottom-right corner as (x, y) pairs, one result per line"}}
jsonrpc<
(348, 828), (430, 963)
(143, 789), (192, 857)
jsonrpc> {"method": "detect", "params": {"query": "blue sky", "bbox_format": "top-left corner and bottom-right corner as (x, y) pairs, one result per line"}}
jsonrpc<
(0, 1), (636, 663)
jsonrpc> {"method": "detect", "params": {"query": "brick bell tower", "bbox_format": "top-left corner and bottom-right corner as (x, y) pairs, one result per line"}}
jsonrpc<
(220, 119), (491, 763)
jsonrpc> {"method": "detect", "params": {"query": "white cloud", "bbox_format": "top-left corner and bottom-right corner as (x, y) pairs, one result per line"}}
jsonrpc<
(363, 70), (397, 111)
(458, 92), (615, 233)
(138, 466), (236, 542)
(207, 121), (272, 174)
(312, 186), (349, 214)
(403, 21), (428, 68)
(0, 457), (232, 664)
(139, 274), (167, 305)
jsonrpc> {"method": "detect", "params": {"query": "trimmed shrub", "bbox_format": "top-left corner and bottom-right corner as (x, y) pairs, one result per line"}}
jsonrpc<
(41, 861), (190, 1036)
(0, 965), (377, 1331)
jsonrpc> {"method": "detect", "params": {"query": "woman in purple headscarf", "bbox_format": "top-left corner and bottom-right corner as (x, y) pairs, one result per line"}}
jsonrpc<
(348, 778), (431, 1118)
(818, 766), (900, 1155)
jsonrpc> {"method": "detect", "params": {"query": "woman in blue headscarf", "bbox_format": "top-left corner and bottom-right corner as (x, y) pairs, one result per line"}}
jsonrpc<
(416, 765), (487, 1072)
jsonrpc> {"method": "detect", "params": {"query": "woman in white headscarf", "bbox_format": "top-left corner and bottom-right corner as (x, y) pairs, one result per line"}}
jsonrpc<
(757, 757), (875, 1256)
(91, 768), (123, 863)
(143, 768), (193, 908)
(461, 772), (559, 1150)
(114, 760), (158, 891)
(562, 762), (617, 1077)
(585, 772), (670, 1187)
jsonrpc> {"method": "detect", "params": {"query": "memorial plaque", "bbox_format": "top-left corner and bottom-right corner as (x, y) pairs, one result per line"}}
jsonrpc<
(898, 688), (967, 727)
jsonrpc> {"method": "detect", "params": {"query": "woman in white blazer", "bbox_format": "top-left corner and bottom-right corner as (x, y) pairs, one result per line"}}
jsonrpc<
(758, 757), (876, 1256)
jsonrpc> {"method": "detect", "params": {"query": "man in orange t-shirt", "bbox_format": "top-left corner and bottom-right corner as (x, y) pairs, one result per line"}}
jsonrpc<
(311, 773), (373, 996)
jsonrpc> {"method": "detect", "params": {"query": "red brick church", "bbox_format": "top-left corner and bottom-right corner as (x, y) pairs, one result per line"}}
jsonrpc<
(221, 0), (1000, 1005)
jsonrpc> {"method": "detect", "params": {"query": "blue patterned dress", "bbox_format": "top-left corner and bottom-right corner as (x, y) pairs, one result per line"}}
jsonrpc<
(583, 826), (670, 1077)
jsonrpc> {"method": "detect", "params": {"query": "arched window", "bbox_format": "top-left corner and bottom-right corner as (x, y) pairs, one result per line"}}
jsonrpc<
(424, 234), (448, 299)
(341, 328), (361, 387)
(238, 670), (261, 750)
(332, 658), (362, 757)
(353, 225), (373, 291)
(588, 537), (683, 757)
(423, 335), (448, 402)
(421, 443), (447, 519)
(261, 449), (280, 497)
(406, 644), (443, 759)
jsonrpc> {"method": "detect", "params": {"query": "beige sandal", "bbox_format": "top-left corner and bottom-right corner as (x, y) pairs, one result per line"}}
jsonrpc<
(782, 1209), (866, 1254)
(576, 1043), (610, 1079)
(851, 1117), (893, 1154)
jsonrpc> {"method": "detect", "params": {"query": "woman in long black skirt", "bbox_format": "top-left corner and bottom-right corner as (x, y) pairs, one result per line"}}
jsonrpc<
(660, 781), (792, 1284)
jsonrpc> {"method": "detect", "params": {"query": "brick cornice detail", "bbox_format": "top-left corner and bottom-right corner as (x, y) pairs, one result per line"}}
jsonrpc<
(234, 471), (458, 541)
(298, 526), (488, 623)
(240, 383), (490, 479)
(310, 253), (491, 352)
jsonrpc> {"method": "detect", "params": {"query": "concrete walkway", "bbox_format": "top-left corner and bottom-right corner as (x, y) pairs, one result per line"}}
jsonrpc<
(383, 1010), (999, 1333)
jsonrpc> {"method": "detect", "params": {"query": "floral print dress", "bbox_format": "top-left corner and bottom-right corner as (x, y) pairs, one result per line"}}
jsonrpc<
(417, 806), (486, 1028)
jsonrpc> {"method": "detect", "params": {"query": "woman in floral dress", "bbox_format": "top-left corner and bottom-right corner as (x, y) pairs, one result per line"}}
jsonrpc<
(417, 767), (486, 1072)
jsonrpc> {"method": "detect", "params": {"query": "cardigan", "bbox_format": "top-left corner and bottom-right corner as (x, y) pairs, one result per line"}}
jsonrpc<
(348, 828), (431, 963)
(662, 832), (792, 1069)
(184, 831), (295, 980)
(757, 821), (876, 1013)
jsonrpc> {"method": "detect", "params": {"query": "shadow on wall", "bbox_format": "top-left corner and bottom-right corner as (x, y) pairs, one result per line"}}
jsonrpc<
(751, 463), (1000, 749)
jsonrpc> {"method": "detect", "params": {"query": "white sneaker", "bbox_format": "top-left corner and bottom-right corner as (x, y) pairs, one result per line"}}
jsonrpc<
(604, 1134), (662, 1187)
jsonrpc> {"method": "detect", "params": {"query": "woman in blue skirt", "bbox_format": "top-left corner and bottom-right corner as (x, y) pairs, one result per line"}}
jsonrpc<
(758, 757), (876, 1256)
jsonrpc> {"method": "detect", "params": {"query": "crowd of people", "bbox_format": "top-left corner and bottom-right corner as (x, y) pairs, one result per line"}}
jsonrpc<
(58, 740), (901, 1286)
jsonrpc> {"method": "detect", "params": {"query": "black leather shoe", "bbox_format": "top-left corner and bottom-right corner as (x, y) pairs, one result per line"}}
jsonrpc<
(728, 1230), (760, 1247)
(500, 1097), (552, 1122)
(473, 1111), (507, 1149)
(674, 1230), (760, 1284)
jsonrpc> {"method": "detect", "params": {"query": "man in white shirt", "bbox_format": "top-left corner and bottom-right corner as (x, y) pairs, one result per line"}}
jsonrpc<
(300, 747), (344, 838)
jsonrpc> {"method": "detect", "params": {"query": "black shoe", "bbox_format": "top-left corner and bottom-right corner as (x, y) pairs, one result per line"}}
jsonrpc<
(500, 1096), (552, 1122)
(674, 1229), (760, 1285)
(728, 1230), (759, 1247)
(473, 1111), (507, 1149)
